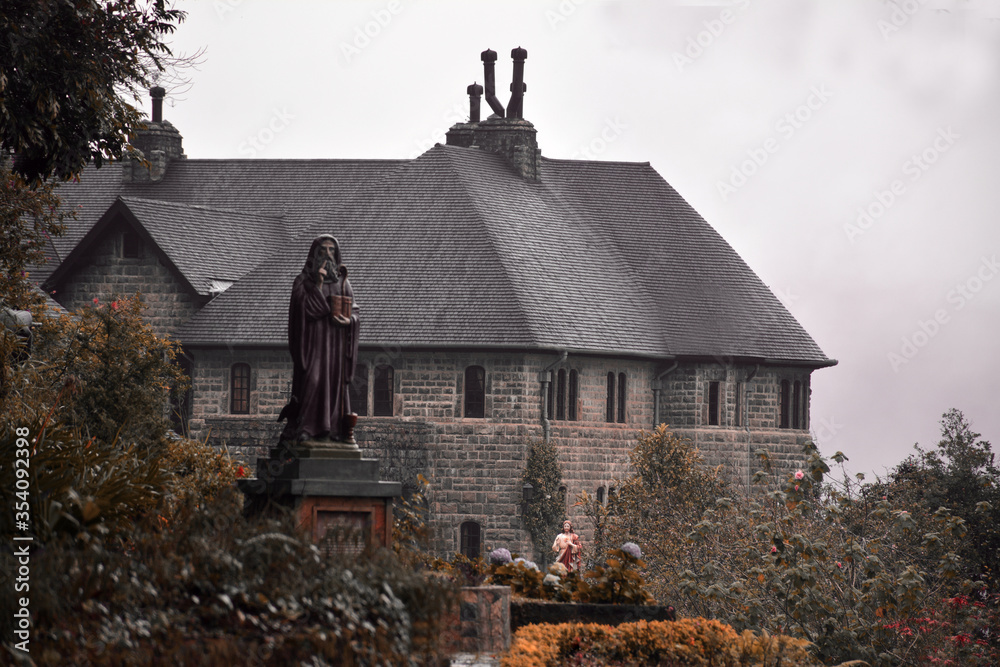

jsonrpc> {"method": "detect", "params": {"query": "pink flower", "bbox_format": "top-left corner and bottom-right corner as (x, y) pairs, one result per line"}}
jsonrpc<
(836, 562), (842, 568)
(92, 297), (99, 304)
(795, 485), (800, 491)
(770, 546), (778, 554)
(111, 300), (119, 311)
(794, 470), (804, 480)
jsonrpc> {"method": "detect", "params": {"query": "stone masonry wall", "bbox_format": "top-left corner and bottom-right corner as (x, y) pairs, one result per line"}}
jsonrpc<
(186, 346), (818, 559)
(54, 220), (199, 338)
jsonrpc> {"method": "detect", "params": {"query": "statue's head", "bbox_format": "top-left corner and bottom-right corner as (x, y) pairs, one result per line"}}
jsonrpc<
(303, 234), (342, 278)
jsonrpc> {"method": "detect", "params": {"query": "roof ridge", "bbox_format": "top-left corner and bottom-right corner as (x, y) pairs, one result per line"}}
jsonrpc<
(118, 195), (285, 220)
(439, 146), (547, 346)
(540, 155), (651, 167)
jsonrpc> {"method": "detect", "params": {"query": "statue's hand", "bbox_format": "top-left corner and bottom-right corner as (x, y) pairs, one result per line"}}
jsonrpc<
(332, 314), (351, 327)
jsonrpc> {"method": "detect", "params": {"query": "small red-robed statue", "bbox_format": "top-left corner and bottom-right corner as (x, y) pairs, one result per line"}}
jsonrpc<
(552, 519), (582, 572)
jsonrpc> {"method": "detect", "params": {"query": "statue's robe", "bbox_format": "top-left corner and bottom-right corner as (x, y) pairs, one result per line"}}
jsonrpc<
(284, 273), (359, 441)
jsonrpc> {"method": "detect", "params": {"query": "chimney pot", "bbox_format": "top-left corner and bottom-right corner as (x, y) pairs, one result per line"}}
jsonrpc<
(481, 48), (498, 63)
(467, 82), (483, 123)
(511, 46), (527, 61)
(150, 86), (166, 123)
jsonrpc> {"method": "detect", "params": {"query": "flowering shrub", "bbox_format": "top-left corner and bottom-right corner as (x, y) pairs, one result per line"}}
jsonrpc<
(490, 547), (513, 565)
(581, 424), (992, 665)
(502, 619), (821, 666)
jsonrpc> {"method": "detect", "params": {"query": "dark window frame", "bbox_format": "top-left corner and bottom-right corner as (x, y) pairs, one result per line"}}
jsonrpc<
(556, 369), (566, 421)
(464, 365), (486, 418)
(606, 372), (616, 423)
(459, 521), (482, 560)
(617, 372), (627, 424)
(779, 379), (791, 429)
(792, 380), (802, 429)
(121, 229), (142, 258)
(230, 363), (251, 415)
(708, 381), (720, 426)
(373, 365), (394, 417)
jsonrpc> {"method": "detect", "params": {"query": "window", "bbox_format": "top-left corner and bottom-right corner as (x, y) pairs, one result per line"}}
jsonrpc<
(556, 369), (566, 421)
(230, 363), (250, 415)
(597, 486), (605, 505)
(779, 379), (790, 429)
(464, 366), (485, 418)
(792, 380), (802, 429)
(606, 372), (616, 422)
(568, 370), (578, 421)
(121, 229), (142, 258)
(546, 377), (554, 421)
(734, 382), (743, 427)
(708, 381), (720, 426)
(373, 365), (394, 416)
(617, 372), (627, 424)
(349, 363), (368, 417)
(459, 521), (482, 559)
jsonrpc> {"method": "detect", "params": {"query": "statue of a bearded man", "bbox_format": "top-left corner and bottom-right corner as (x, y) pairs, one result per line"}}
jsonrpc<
(278, 235), (360, 447)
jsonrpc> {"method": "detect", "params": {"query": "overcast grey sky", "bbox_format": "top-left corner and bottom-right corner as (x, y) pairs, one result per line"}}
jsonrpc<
(154, 0), (1000, 480)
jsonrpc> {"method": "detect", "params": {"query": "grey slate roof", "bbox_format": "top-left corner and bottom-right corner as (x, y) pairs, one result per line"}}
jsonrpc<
(46, 147), (834, 366)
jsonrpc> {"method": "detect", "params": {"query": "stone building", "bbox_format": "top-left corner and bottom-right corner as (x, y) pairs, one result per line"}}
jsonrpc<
(39, 53), (835, 559)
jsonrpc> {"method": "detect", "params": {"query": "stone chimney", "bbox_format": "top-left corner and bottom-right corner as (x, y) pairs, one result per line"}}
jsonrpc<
(445, 47), (541, 182)
(122, 86), (186, 184)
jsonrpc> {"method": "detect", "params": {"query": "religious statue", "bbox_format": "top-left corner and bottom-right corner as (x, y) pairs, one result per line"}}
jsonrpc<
(278, 234), (360, 447)
(552, 519), (582, 572)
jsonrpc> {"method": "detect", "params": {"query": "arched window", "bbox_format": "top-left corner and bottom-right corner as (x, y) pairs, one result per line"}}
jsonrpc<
(546, 377), (554, 421)
(230, 363), (250, 415)
(556, 369), (566, 421)
(606, 372), (616, 422)
(792, 380), (802, 429)
(568, 370), (578, 421)
(464, 365), (485, 418)
(617, 372), (627, 424)
(596, 486), (605, 505)
(459, 521), (482, 559)
(373, 365), (394, 416)
(779, 379), (790, 429)
(349, 363), (368, 417)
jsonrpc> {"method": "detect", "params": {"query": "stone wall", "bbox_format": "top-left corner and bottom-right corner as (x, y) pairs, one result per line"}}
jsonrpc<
(53, 220), (199, 338)
(184, 346), (817, 559)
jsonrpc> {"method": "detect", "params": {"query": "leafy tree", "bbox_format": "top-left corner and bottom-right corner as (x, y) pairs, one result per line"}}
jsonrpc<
(1, 0), (185, 183)
(522, 439), (565, 565)
(0, 157), (67, 309)
(886, 409), (1000, 586)
(583, 426), (992, 664)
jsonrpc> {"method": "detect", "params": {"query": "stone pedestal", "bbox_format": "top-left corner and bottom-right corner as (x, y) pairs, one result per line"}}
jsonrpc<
(441, 586), (512, 655)
(239, 443), (401, 551)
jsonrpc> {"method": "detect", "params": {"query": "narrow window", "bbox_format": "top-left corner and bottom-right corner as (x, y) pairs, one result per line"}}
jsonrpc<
(734, 382), (743, 427)
(596, 486), (605, 505)
(373, 365), (394, 416)
(121, 229), (142, 258)
(779, 379), (790, 429)
(464, 366), (485, 418)
(556, 369), (566, 421)
(606, 372), (616, 422)
(708, 381), (720, 426)
(568, 370), (579, 421)
(546, 376), (554, 421)
(459, 521), (482, 560)
(792, 380), (802, 429)
(230, 363), (250, 415)
(617, 372), (626, 424)
(349, 363), (368, 417)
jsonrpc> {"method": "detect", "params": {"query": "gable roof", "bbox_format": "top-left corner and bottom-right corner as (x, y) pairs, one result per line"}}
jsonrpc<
(44, 197), (289, 297)
(46, 146), (834, 367)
